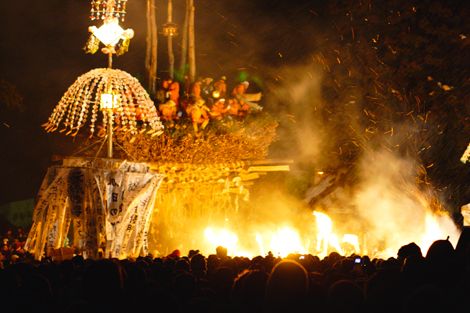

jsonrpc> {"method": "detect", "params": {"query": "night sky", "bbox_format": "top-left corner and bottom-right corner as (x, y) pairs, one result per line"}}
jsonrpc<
(0, 0), (468, 211)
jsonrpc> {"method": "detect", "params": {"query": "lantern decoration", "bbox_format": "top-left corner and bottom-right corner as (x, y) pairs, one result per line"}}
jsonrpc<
(162, 0), (178, 37)
(43, 68), (164, 139)
(162, 22), (178, 37)
(90, 0), (128, 21)
(86, 0), (134, 56)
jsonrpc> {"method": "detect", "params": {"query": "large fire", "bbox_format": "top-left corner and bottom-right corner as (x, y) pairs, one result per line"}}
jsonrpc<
(149, 150), (461, 259)
(166, 207), (459, 259)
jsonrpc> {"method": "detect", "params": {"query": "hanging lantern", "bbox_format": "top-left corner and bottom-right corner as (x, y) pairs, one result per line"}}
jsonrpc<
(100, 92), (118, 110)
(162, 0), (178, 37)
(89, 18), (133, 47)
(86, 0), (134, 55)
(43, 68), (164, 138)
(90, 0), (128, 21)
(162, 22), (178, 37)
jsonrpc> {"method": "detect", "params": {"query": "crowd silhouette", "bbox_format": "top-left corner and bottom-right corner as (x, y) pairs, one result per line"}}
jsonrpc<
(1, 227), (469, 313)
(154, 76), (263, 132)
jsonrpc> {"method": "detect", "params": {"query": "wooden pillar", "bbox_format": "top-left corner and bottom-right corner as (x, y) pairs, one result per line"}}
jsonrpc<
(179, 0), (190, 79)
(146, 0), (158, 95)
(188, 0), (196, 83)
(167, 0), (175, 79)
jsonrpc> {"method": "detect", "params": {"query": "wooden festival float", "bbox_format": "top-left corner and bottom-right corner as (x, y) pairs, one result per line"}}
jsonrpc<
(25, 0), (287, 259)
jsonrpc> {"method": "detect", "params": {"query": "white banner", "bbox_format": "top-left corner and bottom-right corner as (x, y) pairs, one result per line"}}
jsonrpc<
(25, 158), (164, 260)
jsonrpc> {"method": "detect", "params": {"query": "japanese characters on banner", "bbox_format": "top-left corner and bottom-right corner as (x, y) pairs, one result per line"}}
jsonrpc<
(26, 167), (71, 260)
(24, 158), (164, 260)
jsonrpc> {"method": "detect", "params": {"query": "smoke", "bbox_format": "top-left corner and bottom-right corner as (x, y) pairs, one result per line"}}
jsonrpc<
(263, 65), (332, 168)
(253, 62), (462, 257)
(352, 149), (460, 256)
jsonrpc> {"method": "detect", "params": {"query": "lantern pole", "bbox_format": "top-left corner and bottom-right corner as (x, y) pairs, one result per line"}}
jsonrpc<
(100, 86), (116, 159)
(107, 109), (113, 158)
(107, 51), (113, 159)
(108, 51), (113, 69)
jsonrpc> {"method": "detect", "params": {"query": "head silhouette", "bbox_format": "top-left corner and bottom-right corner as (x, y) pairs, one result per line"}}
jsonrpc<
(265, 259), (309, 312)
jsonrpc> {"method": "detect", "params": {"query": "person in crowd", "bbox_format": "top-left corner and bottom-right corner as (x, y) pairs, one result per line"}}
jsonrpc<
(210, 98), (229, 120)
(152, 75), (266, 129)
(158, 78), (181, 125)
(231, 81), (263, 113)
(0, 226), (468, 313)
(212, 76), (228, 99)
(186, 79), (209, 130)
(265, 259), (309, 312)
(201, 77), (214, 106)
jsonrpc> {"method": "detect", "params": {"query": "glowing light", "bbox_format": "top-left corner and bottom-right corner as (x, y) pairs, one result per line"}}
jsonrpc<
(255, 233), (266, 256)
(204, 227), (238, 255)
(268, 227), (306, 257)
(212, 90), (220, 99)
(342, 234), (360, 254)
(253, 228), (308, 257)
(100, 92), (117, 110)
(329, 233), (344, 255)
(461, 142), (470, 163)
(313, 211), (333, 256)
(420, 213), (442, 253)
(162, 22), (178, 37)
(156, 187), (460, 260)
(462, 204), (470, 226)
(89, 18), (134, 47)
(313, 211), (353, 256)
(180, 206), (459, 259)
(419, 212), (459, 253)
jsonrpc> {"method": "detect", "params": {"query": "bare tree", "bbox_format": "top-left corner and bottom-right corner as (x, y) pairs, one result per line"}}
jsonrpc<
(146, 0), (158, 95)
(179, 0), (190, 79)
(188, 0), (196, 83)
(166, 0), (175, 79)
